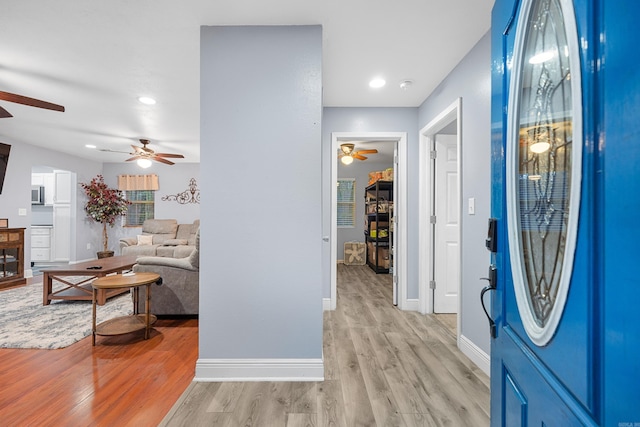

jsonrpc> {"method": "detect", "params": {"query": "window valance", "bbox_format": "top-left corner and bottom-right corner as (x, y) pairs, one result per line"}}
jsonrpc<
(117, 174), (159, 191)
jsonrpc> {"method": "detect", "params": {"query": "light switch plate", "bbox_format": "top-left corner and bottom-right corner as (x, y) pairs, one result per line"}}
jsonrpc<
(468, 198), (475, 215)
(18, 208), (27, 216)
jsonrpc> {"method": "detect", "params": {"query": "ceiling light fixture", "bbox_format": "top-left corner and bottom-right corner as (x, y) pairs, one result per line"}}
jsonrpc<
(530, 141), (551, 154)
(341, 155), (354, 165)
(138, 96), (156, 105)
(137, 158), (153, 168)
(369, 78), (386, 89)
(85, 144), (96, 149)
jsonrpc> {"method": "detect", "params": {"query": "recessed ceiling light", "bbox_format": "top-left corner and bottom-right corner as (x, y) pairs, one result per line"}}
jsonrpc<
(369, 78), (386, 89)
(85, 144), (96, 149)
(138, 96), (156, 105)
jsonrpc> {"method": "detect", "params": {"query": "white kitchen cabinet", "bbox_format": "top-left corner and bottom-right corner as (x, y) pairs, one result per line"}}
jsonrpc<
(43, 174), (55, 205)
(54, 170), (72, 204)
(31, 226), (52, 262)
(31, 173), (44, 186)
(52, 205), (70, 261)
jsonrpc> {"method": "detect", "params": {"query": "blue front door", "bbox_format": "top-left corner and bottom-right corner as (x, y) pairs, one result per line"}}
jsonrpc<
(490, 0), (640, 425)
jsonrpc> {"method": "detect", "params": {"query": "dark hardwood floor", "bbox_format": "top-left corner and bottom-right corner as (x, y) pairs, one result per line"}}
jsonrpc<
(0, 277), (198, 427)
(162, 264), (490, 426)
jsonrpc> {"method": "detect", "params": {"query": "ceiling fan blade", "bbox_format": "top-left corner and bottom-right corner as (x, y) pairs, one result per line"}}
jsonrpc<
(0, 106), (12, 118)
(355, 149), (378, 155)
(353, 154), (368, 160)
(99, 148), (131, 154)
(0, 90), (65, 112)
(153, 157), (175, 165)
(125, 156), (142, 162)
(154, 153), (185, 159)
(131, 145), (148, 154)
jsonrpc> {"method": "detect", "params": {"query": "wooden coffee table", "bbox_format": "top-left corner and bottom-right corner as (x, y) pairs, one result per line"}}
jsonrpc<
(42, 255), (138, 306)
(91, 272), (161, 345)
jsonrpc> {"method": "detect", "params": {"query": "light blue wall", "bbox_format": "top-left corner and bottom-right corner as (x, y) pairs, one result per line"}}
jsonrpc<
(0, 141), (103, 266)
(322, 107), (419, 298)
(199, 26), (323, 359)
(418, 31), (492, 354)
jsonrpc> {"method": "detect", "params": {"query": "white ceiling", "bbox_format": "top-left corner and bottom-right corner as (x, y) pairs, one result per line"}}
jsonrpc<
(0, 0), (493, 164)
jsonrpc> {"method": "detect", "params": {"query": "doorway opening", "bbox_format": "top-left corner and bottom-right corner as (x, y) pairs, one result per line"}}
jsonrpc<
(330, 132), (407, 310)
(30, 166), (75, 276)
(418, 98), (462, 335)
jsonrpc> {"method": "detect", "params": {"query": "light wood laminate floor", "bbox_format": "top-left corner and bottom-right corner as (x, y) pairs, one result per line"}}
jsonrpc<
(162, 264), (490, 426)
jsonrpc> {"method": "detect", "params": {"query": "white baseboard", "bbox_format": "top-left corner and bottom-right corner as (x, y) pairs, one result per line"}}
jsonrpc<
(194, 358), (324, 382)
(403, 298), (419, 311)
(459, 334), (490, 376)
(323, 298), (332, 311)
(25, 269), (33, 278)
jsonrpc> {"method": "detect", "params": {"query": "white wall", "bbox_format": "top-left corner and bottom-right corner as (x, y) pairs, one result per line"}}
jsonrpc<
(418, 31), (492, 356)
(198, 25), (323, 379)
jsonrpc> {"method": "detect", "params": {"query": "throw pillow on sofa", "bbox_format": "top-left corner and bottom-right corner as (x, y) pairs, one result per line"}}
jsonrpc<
(137, 235), (154, 245)
(163, 239), (189, 246)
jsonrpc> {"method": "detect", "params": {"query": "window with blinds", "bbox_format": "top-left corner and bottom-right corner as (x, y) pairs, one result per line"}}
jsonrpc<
(337, 179), (356, 228)
(124, 190), (155, 227)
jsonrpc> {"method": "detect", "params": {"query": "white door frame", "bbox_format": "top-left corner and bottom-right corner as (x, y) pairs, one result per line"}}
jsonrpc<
(418, 98), (462, 323)
(330, 132), (408, 310)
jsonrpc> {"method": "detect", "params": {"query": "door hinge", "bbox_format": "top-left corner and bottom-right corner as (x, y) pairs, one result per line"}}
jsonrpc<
(430, 150), (437, 159)
(429, 280), (436, 289)
(430, 215), (436, 224)
(394, 154), (398, 165)
(393, 275), (397, 284)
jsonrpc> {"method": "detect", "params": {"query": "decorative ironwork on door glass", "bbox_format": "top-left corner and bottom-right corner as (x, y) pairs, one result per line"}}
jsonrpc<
(507, 0), (582, 345)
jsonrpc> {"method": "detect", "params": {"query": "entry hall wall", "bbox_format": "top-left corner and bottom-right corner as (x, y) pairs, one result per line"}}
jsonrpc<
(418, 31), (492, 357)
(197, 26), (323, 379)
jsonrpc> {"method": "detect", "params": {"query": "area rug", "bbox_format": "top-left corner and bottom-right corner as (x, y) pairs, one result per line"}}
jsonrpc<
(0, 278), (133, 349)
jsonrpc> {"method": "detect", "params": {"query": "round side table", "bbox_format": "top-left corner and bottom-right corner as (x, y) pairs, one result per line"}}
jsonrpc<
(91, 272), (161, 346)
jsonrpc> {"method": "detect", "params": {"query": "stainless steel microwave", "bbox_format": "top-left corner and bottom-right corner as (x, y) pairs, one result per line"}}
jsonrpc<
(31, 185), (45, 204)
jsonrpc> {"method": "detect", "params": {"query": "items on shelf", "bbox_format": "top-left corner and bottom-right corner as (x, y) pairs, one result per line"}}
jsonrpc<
(368, 168), (394, 185)
(364, 180), (393, 274)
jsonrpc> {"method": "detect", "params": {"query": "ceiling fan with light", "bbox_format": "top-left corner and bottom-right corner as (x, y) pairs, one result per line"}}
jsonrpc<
(338, 143), (378, 165)
(100, 139), (184, 167)
(0, 90), (65, 118)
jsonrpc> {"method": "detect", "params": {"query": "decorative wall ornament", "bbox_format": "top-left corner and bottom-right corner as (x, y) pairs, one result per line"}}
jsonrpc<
(162, 178), (200, 204)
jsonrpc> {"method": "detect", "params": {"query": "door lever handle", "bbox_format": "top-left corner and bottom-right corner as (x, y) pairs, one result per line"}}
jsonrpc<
(480, 265), (497, 338)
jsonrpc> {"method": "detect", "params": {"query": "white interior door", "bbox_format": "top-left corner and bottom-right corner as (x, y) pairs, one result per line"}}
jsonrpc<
(433, 134), (459, 313)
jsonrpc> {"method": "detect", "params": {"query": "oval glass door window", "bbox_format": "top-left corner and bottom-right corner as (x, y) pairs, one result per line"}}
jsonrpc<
(506, 0), (582, 346)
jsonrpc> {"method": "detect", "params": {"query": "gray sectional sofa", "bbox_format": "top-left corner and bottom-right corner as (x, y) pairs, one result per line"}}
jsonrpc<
(119, 218), (200, 315)
(134, 228), (199, 315)
(119, 219), (199, 258)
